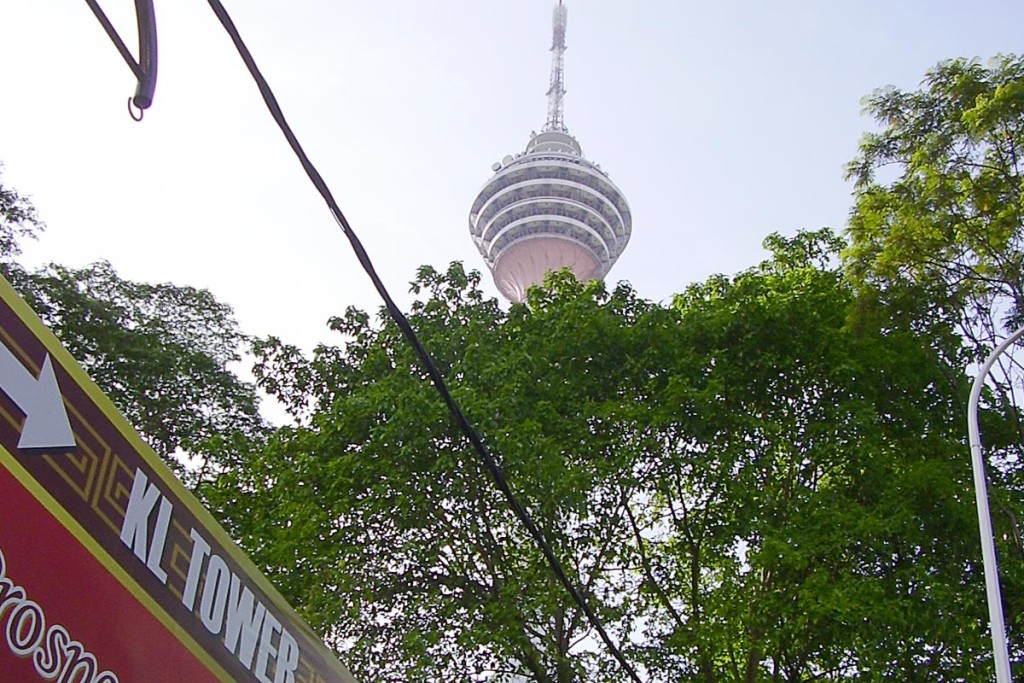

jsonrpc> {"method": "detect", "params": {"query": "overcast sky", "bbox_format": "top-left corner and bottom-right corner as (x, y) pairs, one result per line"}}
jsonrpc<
(2, 1), (1023, 353)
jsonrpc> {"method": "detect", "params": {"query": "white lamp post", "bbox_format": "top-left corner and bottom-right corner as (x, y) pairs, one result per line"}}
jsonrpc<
(967, 324), (1023, 683)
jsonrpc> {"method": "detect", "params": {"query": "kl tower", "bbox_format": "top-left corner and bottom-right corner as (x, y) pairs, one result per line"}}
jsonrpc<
(468, 1), (632, 303)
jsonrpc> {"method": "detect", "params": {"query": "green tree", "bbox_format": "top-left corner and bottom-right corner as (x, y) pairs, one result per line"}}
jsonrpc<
(0, 169), (265, 483)
(205, 264), (656, 682)
(631, 231), (998, 681)
(206, 237), (1007, 681)
(0, 165), (43, 262)
(844, 55), (1024, 663)
(19, 261), (266, 481)
(0, 164), (45, 302)
(845, 54), (1024, 356)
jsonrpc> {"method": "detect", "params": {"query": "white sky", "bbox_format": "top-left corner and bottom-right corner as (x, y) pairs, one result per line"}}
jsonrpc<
(2, 1), (1023, 354)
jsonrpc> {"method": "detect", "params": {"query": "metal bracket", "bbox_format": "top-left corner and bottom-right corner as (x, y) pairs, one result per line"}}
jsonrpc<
(84, 0), (158, 114)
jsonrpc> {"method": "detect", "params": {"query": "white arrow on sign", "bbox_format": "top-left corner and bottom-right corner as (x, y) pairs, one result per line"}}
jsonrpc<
(0, 342), (76, 450)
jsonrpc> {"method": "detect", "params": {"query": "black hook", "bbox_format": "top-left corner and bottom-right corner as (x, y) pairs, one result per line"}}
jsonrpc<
(127, 97), (145, 122)
(84, 0), (158, 117)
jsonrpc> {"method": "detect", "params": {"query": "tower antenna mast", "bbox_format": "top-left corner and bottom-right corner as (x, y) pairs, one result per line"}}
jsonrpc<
(544, 0), (568, 132)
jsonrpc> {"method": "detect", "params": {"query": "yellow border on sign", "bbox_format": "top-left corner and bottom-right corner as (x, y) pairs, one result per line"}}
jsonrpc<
(0, 446), (233, 682)
(0, 275), (356, 682)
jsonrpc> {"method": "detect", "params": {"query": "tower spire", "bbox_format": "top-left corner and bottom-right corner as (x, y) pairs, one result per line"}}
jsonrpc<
(544, 1), (568, 133)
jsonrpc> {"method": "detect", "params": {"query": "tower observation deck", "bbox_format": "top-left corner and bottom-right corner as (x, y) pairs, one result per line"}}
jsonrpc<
(468, 1), (632, 303)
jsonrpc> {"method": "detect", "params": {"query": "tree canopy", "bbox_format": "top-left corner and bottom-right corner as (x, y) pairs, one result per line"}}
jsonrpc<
(0, 168), (265, 482)
(845, 54), (1024, 359)
(19, 260), (266, 480)
(0, 164), (43, 261)
(845, 56), (1024, 667)
(201, 229), (1014, 681)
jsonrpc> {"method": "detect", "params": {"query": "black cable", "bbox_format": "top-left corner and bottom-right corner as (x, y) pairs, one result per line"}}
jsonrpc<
(82, 0), (157, 109)
(204, 2), (643, 681)
(84, 0), (144, 80)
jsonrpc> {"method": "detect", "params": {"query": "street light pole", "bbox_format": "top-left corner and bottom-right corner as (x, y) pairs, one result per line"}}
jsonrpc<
(967, 324), (1024, 683)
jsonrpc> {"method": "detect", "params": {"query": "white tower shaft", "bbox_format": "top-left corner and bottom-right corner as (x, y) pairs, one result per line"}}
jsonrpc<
(544, 1), (568, 133)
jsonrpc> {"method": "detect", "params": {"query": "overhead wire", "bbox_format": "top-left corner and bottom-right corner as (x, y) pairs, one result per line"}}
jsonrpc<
(203, 1), (644, 681)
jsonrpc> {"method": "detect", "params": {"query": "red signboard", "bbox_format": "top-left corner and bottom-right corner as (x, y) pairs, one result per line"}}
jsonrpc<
(0, 275), (357, 683)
